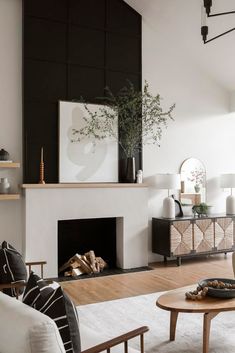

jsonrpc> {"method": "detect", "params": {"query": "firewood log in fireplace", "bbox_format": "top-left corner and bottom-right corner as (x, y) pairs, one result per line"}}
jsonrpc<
(59, 251), (108, 277)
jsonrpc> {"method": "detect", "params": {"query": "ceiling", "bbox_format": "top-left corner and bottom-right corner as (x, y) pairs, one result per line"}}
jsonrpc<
(125, 0), (235, 93)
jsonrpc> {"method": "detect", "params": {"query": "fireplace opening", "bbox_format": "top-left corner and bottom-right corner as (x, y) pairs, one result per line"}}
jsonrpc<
(58, 217), (117, 276)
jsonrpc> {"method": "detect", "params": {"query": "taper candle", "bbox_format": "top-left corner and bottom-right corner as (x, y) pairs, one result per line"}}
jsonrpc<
(41, 147), (44, 163)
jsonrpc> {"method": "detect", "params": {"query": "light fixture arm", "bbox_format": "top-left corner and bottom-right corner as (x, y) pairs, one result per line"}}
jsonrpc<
(201, 0), (235, 44)
(208, 10), (235, 18)
(204, 26), (235, 44)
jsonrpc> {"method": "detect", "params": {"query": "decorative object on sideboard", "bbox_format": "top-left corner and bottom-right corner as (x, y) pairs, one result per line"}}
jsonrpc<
(155, 174), (181, 219)
(180, 158), (206, 206)
(136, 170), (143, 184)
(181, 204), (193, 216)
(59, 101), (118, 183)
(171, 195), (184, 217)
(0, 177), (10, 194)
(188, 167), (205, 193)
(0, 149), (10, 161)
(39, 147), (45, 184)
(221, 173), (235, 215)
(192, 202), (212, 217)
(70, 81), (175, 183)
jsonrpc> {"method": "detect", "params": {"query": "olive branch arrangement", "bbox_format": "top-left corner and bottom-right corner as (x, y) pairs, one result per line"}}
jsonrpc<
(71, 81), (175, 158)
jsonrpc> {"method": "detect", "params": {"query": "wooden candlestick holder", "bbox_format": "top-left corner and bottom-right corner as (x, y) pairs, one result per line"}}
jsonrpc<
(39, 147), (45, 184)
(39, 161), (45, 184)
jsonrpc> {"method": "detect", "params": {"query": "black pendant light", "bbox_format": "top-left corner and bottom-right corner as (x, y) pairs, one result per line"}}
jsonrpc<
(201, 0), (235, 44)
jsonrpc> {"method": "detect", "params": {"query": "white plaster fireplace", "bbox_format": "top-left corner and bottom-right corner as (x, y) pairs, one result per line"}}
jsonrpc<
(22, 183), (148, 278)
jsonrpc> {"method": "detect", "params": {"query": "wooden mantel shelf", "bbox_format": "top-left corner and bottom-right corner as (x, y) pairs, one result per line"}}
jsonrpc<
(0, 194), (20, 200)
(21, 183), (148, 189)
(0, 162), (20, 168)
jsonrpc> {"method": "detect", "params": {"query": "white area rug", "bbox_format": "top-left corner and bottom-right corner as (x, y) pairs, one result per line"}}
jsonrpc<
(77, 292), (235, 353)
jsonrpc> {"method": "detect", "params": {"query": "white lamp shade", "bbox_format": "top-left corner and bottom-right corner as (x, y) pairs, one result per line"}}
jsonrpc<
(221, 174), (235, 188)
(155, 174), (181, 190)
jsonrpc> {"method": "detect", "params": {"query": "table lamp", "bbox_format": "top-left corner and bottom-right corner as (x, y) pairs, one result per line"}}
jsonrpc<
(155, 174), (181, 218)
(221, 174), (235, 215)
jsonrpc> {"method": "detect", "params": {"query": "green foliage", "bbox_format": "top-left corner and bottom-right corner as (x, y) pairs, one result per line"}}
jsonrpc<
(71, 81), (175, 157)
(192, 203), (211, 216)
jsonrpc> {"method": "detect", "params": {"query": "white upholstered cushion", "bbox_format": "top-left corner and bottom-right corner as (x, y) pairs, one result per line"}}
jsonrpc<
(0, 292), (65, 353)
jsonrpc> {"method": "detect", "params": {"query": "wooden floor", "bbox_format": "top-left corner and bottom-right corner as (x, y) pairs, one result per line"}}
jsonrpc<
(61, 253), (234, 306)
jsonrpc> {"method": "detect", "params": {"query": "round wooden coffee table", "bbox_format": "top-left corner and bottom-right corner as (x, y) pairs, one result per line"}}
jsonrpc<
(156, 285), (235, 353)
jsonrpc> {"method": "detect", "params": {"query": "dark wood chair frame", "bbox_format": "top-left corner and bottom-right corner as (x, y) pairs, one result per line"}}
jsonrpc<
(0, 260), (47, 299)
(81, 326), (149, 353)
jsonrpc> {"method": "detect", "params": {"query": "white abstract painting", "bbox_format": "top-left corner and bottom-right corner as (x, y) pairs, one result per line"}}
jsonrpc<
(59, 101), (118, 182)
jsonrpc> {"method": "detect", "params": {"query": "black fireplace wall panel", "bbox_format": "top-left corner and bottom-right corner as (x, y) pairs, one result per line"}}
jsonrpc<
(23, 0), (142, 183)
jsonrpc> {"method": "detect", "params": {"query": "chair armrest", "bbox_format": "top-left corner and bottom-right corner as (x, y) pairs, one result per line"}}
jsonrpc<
(26, 261), (47, 278)
(81, 326), (149, 353)
(0, 281), (26, 299)
(0, 279), (52, 299)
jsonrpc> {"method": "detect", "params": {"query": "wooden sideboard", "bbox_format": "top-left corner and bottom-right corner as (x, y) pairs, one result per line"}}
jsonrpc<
(152, 215), (235, 266)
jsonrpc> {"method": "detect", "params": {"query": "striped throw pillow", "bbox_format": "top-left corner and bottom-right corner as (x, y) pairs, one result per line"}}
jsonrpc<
(23, 272), (81, 353)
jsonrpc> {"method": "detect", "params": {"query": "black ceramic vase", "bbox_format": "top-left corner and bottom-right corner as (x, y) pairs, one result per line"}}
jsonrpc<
(126, 157), (136, 183)
(0, 149), (10, 161)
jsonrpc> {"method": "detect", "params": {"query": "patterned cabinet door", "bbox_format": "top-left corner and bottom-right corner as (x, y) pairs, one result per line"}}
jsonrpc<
(194, 219), (214, 253)
(170, 221), (192, 256)
(214, 218), (234, 250)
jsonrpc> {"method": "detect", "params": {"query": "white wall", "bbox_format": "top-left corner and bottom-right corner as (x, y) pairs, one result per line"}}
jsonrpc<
(0, 0), (22, 250)
(126, 0), (235, 262)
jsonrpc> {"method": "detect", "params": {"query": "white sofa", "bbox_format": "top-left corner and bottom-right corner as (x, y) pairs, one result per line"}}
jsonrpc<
(0, 292), (144, 353)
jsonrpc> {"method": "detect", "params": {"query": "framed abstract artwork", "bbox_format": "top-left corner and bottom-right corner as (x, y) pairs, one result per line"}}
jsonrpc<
(59, 101), (118, 182)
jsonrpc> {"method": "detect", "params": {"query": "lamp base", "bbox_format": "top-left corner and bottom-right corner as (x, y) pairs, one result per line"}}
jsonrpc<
(226, 195), (235, 215)
(162, 197), (175, 219)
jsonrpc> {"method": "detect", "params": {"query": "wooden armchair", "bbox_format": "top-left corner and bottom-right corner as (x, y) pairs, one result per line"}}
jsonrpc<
(0, 260), (149, 352)
(81, 326), (149, 353)
(0, 260), (47, 299)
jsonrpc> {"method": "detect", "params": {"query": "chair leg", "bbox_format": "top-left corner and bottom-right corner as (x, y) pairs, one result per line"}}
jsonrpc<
(140, 334), (144, 353)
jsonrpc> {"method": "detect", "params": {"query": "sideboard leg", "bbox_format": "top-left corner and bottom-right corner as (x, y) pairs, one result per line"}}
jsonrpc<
(176, 257), (181, 266)
(164, 256), (167, 263)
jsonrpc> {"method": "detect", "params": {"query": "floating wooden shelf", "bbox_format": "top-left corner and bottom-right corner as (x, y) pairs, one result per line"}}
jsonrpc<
(0, 194), (20, 200)
(21, 183), (148, 189)
(0, 162), (20, 168)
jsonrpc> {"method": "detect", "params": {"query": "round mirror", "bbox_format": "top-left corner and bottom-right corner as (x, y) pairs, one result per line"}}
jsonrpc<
(180, 158), (206, 206)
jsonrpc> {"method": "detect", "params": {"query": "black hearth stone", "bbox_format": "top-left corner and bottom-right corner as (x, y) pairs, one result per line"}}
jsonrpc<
(49, 266), (153, 283)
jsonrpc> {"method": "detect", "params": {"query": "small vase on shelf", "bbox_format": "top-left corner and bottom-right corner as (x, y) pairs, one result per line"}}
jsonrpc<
(0, 178), (10, 194)
(0, 149), (10, 161)
(194, 184), (200, 193)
